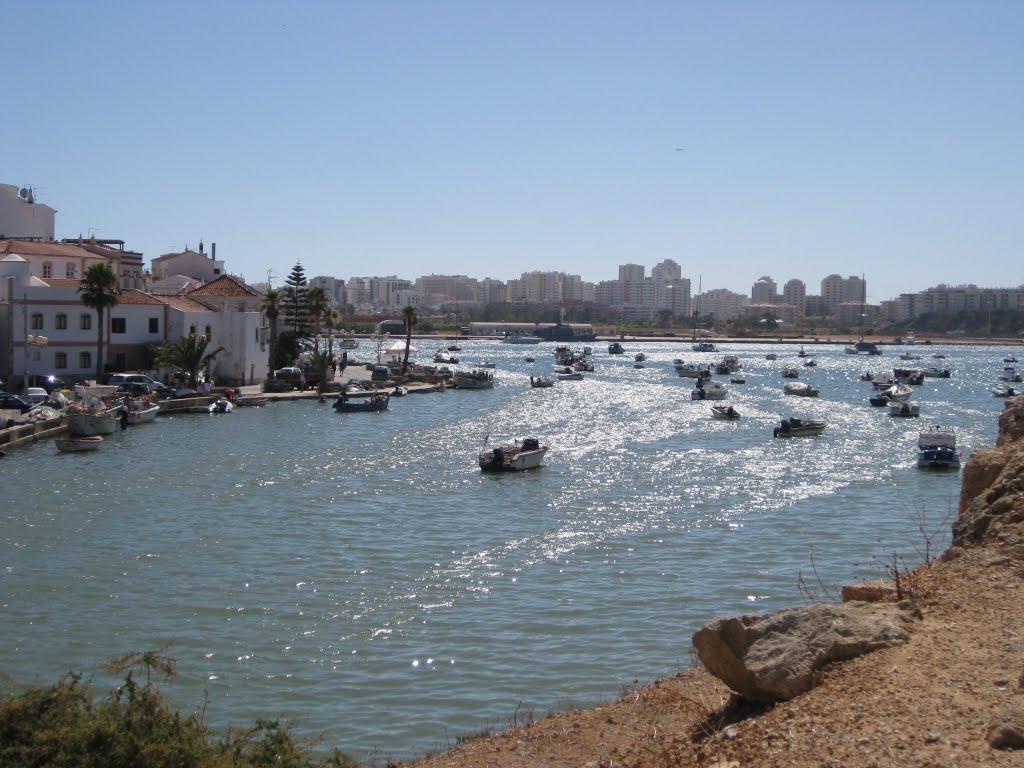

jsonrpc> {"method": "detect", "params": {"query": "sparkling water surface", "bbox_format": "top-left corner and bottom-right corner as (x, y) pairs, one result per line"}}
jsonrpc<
(1, 341), (1009, 761)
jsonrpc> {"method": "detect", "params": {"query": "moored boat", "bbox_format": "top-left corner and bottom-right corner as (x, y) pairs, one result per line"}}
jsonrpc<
(529, 376), (555, 388)
(126, 404), (160, 424)
(781, 368), (800, 379)
(710, 404), (740, 420)
(691, 380), (727, 400)
(773, 417), (827, 438)
(454, 369), (496, 389)
(784, 381), (819, 397)
(999, 367), (1023, 383)
(56, 435), (104, 452)
(333, 391), (390, 412)
(675, 361), (711, 379)
(888, 400), (920, 418)
(917, 425), (960, 469)
(991, 383), (1016, 397)
(608, 342), (625, 354)
(479, 437), (548, 472)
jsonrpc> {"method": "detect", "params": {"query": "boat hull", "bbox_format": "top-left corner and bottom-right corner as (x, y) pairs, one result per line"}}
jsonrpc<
(66, 411), (121, 436)
(56, 436), (104, 452)
(126, 405), (160, 424)
(479, 443), (548, 472)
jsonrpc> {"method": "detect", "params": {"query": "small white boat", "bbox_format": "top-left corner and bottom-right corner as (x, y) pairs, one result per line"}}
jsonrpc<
(126, 405), (160, 425)
(917, 426), (960, 469)
(919, 367), (951, 378)
(209, 398), (233, 414)
(692, 341), (716, 352)
(434, 350), (459, 364)
(998, 367), (1022, 383)
(56, 435), (104, 452)
(501, 334), (542, 344)
(479, 361), (497, 369)
(634, 352), (646, 362)
(675, 361), (711, 379)
(479, 437), (548, 472)
(784, 381), (819, 397)
(773, 417), (827, 438)
(529, 376), (555, 388)
(781, 368), (799, 379)
(991, 383), (1016, 397)
(898, 352), (922, 361)
(65, 408), (122, 436)
(710, 405), (740, 420)
(888, 400), (920, 418)
(1005, 355), (1019, 363)
(557, 371), (584, 381)
(882, 383), (913, 401)
(691, 380), (727, 400)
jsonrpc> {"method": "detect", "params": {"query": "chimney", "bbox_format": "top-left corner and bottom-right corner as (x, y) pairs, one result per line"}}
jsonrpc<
(212, 242), (216, 260)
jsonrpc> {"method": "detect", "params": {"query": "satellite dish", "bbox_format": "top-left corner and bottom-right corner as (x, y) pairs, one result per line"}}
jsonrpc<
(18, 187), (34, 203)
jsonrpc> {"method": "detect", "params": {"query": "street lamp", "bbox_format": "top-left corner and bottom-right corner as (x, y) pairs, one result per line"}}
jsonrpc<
(24, 334), (48, 391)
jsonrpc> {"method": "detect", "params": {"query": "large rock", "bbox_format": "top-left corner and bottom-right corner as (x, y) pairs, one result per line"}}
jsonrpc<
(954, 397), (1024, 548)
(692, 601), (921, 702)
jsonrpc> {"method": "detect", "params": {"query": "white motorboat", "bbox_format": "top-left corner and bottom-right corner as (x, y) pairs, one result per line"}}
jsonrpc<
(608, 342), (626, 354)
(919, 367), (951, 378)
(898, 351), (922, 361)
(998, 367), (1022, 383)
(434, 350), (459, 364)
(784, 381), (819, 397)
(209, 398), (233, 414)
(479, 437), (548, 472)
(336, 337), (359, 349)
(991, 383), (1016, 397)
(479, 361), (497, 369)
(454, 369), (495, 389)
(634, 352), (647, 362)
(710, 404), (740, 420)
(882, 384), (913, 401)
(1004, 355), (1019, 363)
(557, 371), (584, 381)
(56, 435), (104, 452)
(773, 417), (827, 438)
(675, 361), (711, 379)
(529, 376), (555, 388)
(917, 426), (960, 469)
(691, 380), (727, 400)
(65, 406), (123, 436)
(781, 368), (800, 379)
(692, 341), (716, 352)
(888, 400), (920, 418)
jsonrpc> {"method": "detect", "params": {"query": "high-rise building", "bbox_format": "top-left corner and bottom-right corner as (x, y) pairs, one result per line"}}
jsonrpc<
(751, 275), (777, 304)
(782, 278), (807, 316)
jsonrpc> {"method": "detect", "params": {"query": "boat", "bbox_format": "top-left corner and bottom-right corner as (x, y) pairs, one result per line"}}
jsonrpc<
(692, 341), (717, 352)
(893, 368), (925, 385)
(905, 333), (917, 345)
(336, 337), (359, 349)
(803, 359), (818, 367)
(674, 361), (711, 379)
(797, 347), (814, 358)
(845, 339), (881, 355)
(784, 381), (819, 397)
(479, 437), (548, 472)
(998, 367), (1023, 383)
(454, 369), (495, 389)
(888, 400), (920, 418)
(781, 368), (800, 378)
(65, 407), (123, 436)
(765, 353), (778, 360)
(931, 353), (947, 359)
(868, 393), (891, 407)
(56, 435), (104, 452)
(881, 383), (913, 401)
(126, 404), (160, 424)
(634, 352), (646, 362)
(714, 354), (741, 374)
(434, 350), (459, 364)
(898, 351), (922, 361)
(991, 383), (1016, 397)
(918, 367), (951, 379)
(710, 404), (740, 420)
(608, 342), (625, 355)
(633, 363), (645, 369)
(447, 344), (462, 352)
(529, 376), (555, 388)
(729, 378), (745, 384)
(773, 417), (827, 438)
(1004, 355), (1018, 363)
(691, 380), (727, 400)
(333, 391), (390, 412)
(917, 426), (960, 469)
(502, 334), (543, 344)
(870, 373), (896, 390)
(479, 361), (497, 369)
(209, 398), (233, 414)
(524, 356), (536, 363)
(557, 371), (584, 381)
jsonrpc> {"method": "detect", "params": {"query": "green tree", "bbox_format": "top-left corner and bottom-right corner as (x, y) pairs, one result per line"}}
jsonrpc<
(307, 349), (333, 395)
(77, 262), (121, 381)
(262, 288), (283, 373)
(283, 263), (308, 335)
(401, 305), (418, 374)
(157, 334), (224, 388)
(306, 286), (329, 345)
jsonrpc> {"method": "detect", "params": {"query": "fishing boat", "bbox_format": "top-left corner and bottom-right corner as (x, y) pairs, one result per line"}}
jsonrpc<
(888, 400), (920, 418)
(65, 406), (122, 436)
(773, 417), (827, 438)
(710, 404), (740, 420)
(674, 360), (711, 379)
(126, 404), (160, 424)
(692, 341), (717, 352)
(56, 435), (104, 452)
(454, 369), (495, 389)
(783, 381), (819, 397)
(333, 391), (390, 412)
(998, 367), (1023, 383)
(917, 426), (960, 469)
(691, 380), (727, 400)
(608, 342), (625, 354)
(479, 437), (548, 472)
(529, 376), (555, 388)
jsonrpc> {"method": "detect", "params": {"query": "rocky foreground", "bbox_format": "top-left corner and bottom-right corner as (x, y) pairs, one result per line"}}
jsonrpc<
(398, 398), (1024, 768)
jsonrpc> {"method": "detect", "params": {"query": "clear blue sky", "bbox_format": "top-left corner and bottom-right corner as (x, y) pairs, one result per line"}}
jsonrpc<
(5, 1), (1021, 303)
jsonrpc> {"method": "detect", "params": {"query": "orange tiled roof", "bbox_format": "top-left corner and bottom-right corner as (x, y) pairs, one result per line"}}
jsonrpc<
(186, 274), (263, 298)
(39, 278), (83, 288)
(0, 239), (107, 259)
(117, 289), (165, 306)
(155, 295), (219, 312)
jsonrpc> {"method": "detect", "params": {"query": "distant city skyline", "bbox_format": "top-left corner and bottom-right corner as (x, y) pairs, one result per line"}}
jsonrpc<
(4, 3), (1022, 303)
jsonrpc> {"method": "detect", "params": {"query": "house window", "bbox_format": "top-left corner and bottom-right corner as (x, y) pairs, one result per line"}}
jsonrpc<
(189, 325), (197, 335)
(149, 318), (159, 333)
(66, 263), (77, 278)
(204, 324), (212, 338)
(55, 352), (68, 369)
(56, 314), (68, 330)
(111, 318), (126, 333)
(31, 313), (43, 330)
(80, 351), (91, 368)
(42, 262), (53, 278)
(80, 314), (92, 330)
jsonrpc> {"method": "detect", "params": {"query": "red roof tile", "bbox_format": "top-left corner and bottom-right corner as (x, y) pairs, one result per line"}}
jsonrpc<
(186, 274), (263, 298)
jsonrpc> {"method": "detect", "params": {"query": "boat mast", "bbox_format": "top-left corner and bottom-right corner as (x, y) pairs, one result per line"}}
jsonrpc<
(692, 275), (702, 341)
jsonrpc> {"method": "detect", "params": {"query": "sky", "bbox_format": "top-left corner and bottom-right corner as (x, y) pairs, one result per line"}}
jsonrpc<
(4, 1), (1022, 304)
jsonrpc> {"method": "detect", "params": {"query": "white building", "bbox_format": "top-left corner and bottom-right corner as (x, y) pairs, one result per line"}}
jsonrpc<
(150, 241), (225, 283)
(696, 289), (748, 322)
(751, 275), (777, 304)
(782, 278), (807, 317)
(0, 184), (56, 242)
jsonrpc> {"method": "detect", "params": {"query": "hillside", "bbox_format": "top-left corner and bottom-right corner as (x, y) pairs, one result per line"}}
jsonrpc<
(397, 398), (1024, 768)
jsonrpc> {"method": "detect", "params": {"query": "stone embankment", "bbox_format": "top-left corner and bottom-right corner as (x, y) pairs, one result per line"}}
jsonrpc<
(400, 396), (1024, 768)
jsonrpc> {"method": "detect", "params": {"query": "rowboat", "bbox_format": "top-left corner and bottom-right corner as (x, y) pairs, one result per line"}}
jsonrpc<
(56, 435), (104, 452)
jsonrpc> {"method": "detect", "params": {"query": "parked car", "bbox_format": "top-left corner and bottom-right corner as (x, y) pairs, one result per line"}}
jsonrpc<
(24, 387), (49, 404)
(0, 392), (34, 413)
(107, 373), (169, 395)
(370, 365), (391, 382)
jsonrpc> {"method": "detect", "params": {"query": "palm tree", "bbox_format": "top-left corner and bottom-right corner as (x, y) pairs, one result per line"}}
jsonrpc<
(157, 334), (224, 388)
(307, 349), (333, 395)
(306, 286), (329, 348)
(401, 305), (418, 374)
(78, 262), (122, 382)
(263, 289), (282, 371)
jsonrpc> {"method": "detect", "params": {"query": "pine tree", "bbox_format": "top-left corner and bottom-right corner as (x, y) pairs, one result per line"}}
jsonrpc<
(284, 262), (309, 335)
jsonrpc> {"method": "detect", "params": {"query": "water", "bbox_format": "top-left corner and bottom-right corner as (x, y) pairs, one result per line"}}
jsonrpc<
(1, 341), (1009, 761)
